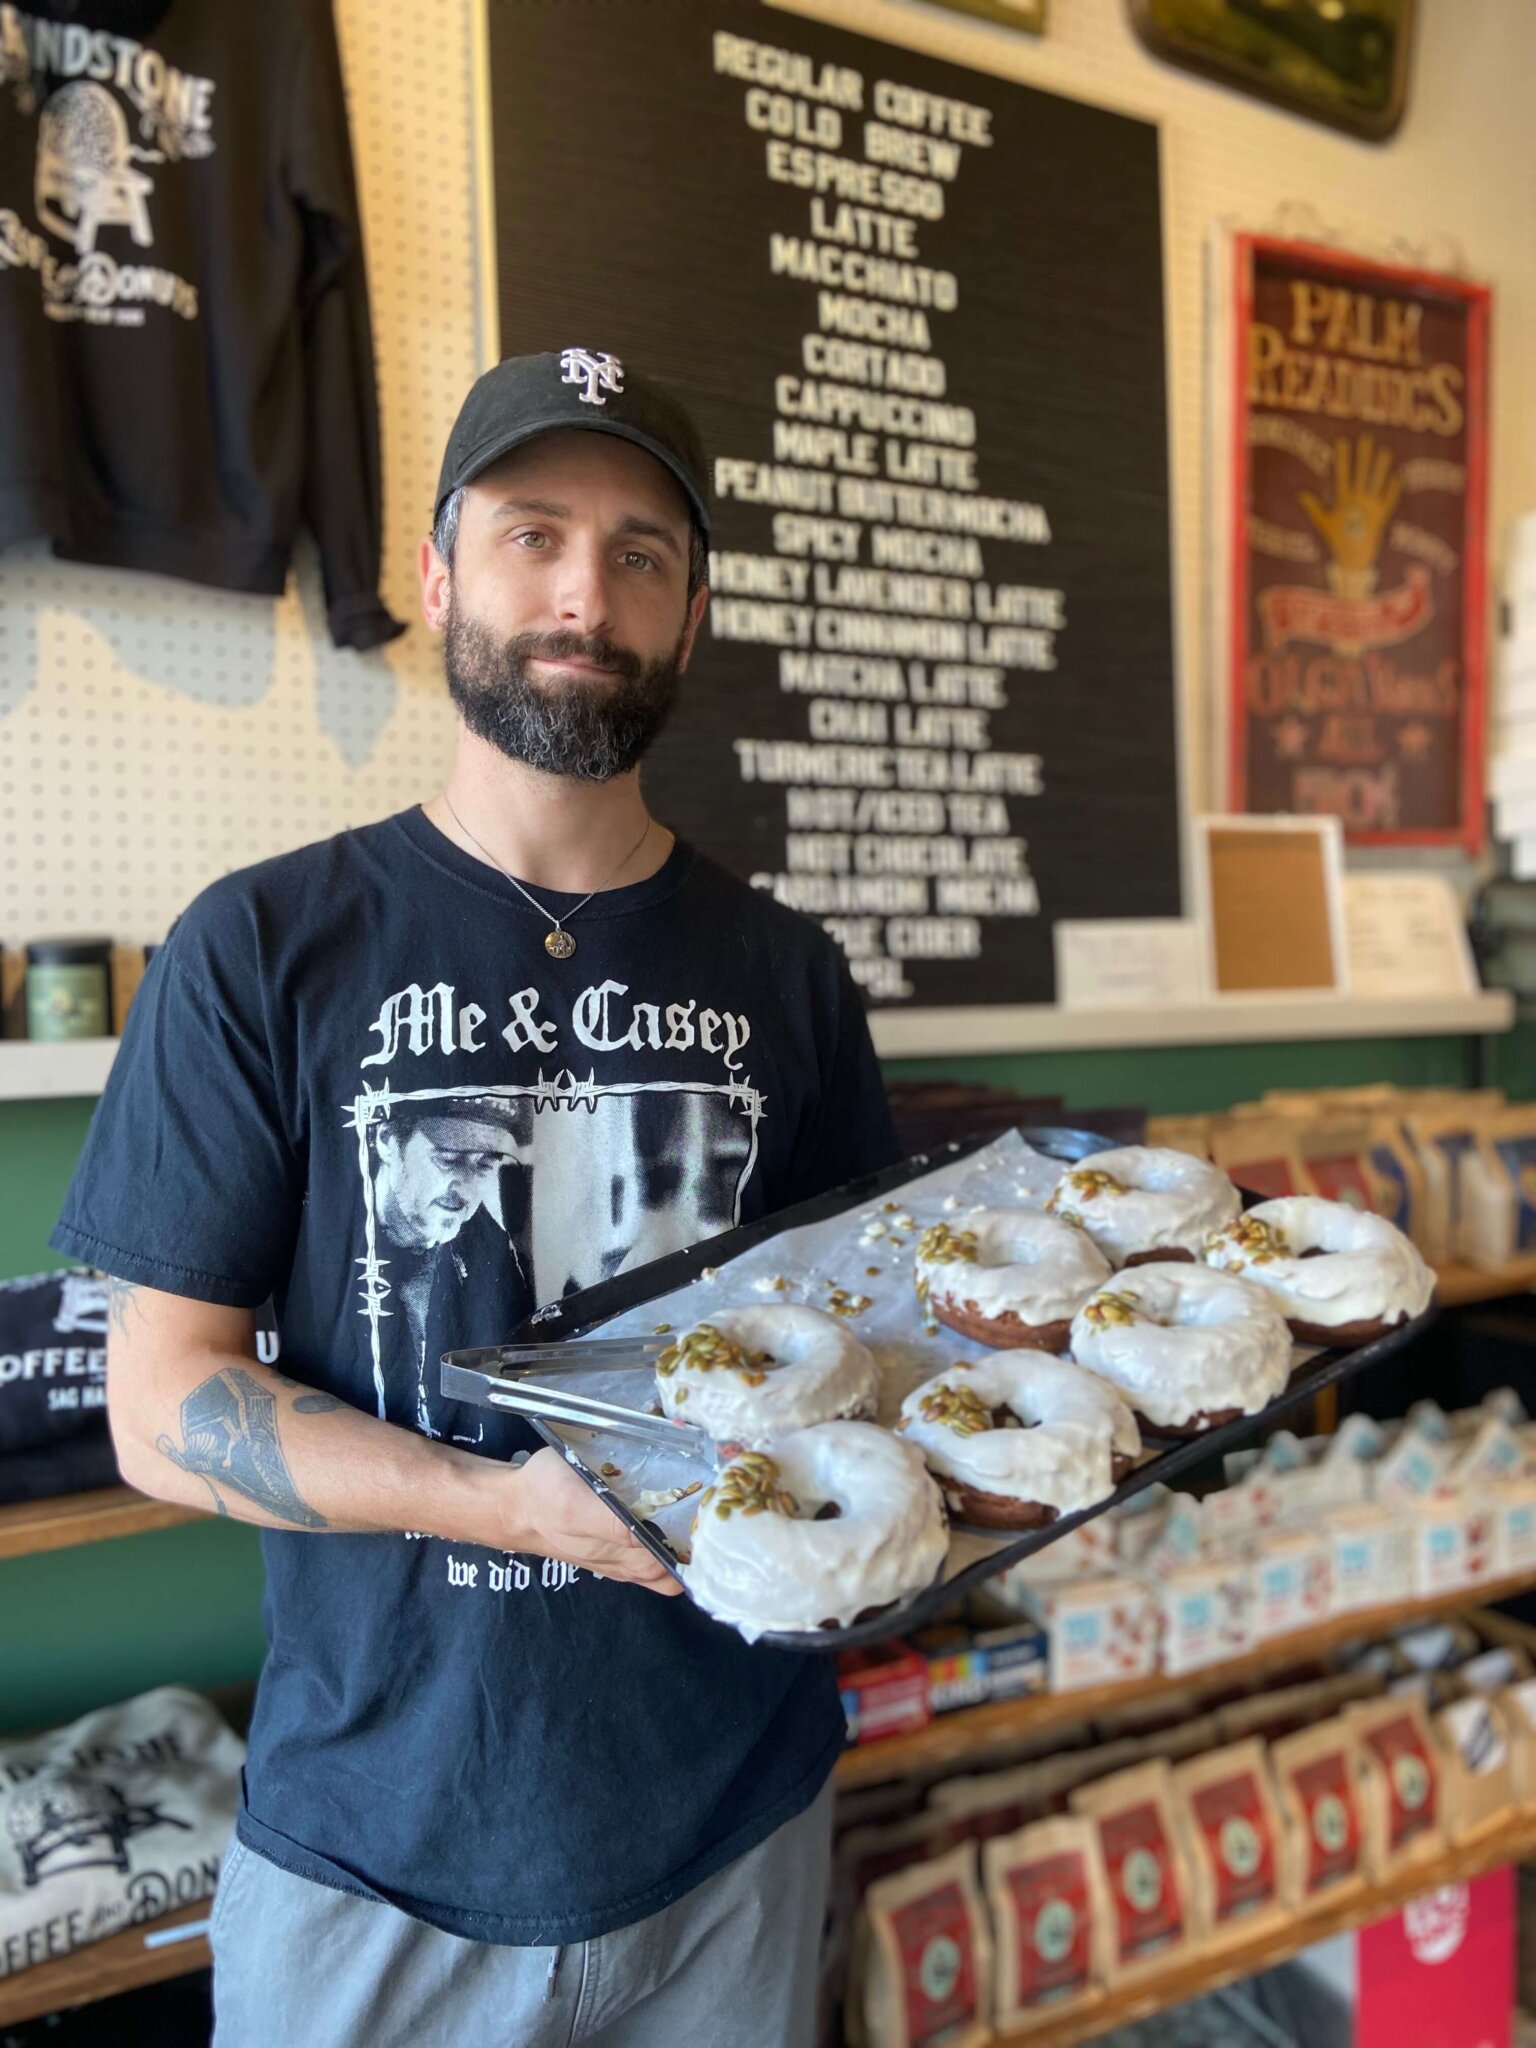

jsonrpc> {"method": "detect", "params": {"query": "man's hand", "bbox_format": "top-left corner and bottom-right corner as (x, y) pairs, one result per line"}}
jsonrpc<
(503, 1448), (683, 1595)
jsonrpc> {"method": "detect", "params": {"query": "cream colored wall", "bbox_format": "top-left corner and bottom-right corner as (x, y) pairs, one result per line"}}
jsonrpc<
(2, 0), (1532, 946)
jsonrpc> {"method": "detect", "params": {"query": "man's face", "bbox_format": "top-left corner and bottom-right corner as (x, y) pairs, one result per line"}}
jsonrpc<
(374, 1116), (527, 1251)
(421, 431), (709, 780)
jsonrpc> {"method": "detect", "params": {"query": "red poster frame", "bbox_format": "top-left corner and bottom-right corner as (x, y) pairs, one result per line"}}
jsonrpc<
(1226, 233), (1490, 853)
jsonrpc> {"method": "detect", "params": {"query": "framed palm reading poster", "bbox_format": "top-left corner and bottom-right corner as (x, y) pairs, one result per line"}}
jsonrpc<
(1218, 234), (1489, 852)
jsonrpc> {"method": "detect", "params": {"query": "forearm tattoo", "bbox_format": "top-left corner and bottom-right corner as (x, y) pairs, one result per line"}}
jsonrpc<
(156, 1367), (330, 1528)
(271, 1370), (344, 1416)
(106, 1277), (144, 1339)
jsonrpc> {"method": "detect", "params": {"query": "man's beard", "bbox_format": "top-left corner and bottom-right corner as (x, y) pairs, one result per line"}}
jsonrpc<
(443, 594), (685, 781)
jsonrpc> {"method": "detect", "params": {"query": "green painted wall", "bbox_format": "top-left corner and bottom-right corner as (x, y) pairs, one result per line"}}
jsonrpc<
(4, 1020), (1532, 1735)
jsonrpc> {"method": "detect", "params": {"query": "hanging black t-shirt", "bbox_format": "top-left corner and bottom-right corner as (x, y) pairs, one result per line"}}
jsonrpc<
(51, 806), (900, 1944)
(0, 0), (404, 648)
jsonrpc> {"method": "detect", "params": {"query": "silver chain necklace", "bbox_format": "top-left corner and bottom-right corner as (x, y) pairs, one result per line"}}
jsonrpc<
(441, 794), (652, 960)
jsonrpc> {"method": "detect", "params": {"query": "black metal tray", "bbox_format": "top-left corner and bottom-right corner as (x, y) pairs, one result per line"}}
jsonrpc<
(441, 1128), (1438, 1652)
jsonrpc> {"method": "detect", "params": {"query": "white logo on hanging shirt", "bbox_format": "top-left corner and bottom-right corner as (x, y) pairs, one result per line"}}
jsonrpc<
(35, 81), (160, 256)
(559, 348), (624, 406)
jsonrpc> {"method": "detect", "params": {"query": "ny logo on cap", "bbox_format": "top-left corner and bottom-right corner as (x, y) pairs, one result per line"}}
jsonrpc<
(559, 348), (624, 407)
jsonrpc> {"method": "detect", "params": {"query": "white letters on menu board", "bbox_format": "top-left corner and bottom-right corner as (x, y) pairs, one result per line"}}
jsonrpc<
(710, 31), (1061, 1002)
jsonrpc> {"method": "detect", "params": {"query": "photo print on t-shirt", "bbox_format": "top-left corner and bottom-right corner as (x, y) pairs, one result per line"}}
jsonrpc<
(344, 1072), (764, 1442)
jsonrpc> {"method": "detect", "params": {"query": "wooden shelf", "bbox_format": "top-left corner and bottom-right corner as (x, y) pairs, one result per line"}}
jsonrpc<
(834, 1570), (1536, 1791)
(994, 1808), (1536, 2048)
(1434, 1257), (1536, 1307)
(0, 1037), (119, 1101)
(0, 1485), (206, 1562)
(869, 990), (1514, 1059)
(0, 1900), (209, 2027)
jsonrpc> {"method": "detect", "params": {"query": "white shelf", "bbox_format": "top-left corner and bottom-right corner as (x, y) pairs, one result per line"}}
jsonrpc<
(0, 993), (1516, 1098)
(0, 1037), (119, 1101)
(869, 989), (1516, 1058)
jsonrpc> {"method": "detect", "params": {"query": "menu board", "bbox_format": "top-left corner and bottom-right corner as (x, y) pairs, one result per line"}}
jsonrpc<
(479, 0), (1180, 1019)
(1225, 235), (1489, 852)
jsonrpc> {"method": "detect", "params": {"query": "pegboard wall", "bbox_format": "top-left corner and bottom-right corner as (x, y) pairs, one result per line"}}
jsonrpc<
(1, 0), (1533, 946)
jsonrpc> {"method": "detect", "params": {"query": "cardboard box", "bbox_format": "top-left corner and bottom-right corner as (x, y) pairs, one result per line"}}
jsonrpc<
(839, 1643), (931, 1747)
(1145, 1556), (1254, 1677)
(972, 1619), (1050, 1704)
(1323, 1504), (1413, 1614)
(910, 1625), (990, 1716)
(1017, 1575), (1157, 1692)
(1252, 1530), (1332, 1641)
(1410, 1493), (1497, 1599)
(1493, 1480), (1536, 1576)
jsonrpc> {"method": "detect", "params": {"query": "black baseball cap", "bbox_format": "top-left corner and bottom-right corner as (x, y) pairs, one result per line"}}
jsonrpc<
(434, 349), (711, 537)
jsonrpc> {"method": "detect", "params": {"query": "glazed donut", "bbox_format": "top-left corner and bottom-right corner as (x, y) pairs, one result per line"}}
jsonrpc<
(1202, 1198), (1434, 1346)
(655, 1307), (879, 1450)
(897, 1353), (1141, 1529)
(1068, 1262), (1292, 1436)
(1046, 1148), (1241, 1268)
(682, 1422), (949, 1637)
(914, 1210), (1112, 1350)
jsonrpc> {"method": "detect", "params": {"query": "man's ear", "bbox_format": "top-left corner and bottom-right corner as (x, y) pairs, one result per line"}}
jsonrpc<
(420, 538), (452, 632)
(677, 584), (710, 673)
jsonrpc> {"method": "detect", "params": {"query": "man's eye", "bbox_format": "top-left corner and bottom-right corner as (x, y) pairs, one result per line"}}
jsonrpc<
(514, 531), (549, 550)
(621, 550), (657, 571)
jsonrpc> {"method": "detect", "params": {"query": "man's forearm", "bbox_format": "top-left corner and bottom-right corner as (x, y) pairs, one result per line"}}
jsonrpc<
(111, 1326), (506, 1545)
(103, 1278), (680, 1593)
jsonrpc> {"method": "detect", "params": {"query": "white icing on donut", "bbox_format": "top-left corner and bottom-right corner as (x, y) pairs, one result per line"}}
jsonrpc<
(898, 1353), (1140, 1516)
(914, 1209), (1112, 1328)
(655, 1306), (879, 1448)
(1202, 1198), (1434, 1332)
(682, 1422), (949, 1637)
(1047, 1147), (1240, 1267)
(1068, 1262), (1292, 1428)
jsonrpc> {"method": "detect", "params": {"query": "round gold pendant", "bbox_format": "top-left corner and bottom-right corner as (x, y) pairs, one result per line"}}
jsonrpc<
(544, 928), (577, 960)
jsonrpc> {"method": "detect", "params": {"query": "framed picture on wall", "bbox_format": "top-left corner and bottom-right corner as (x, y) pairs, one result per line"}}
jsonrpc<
(1192, 813), (1348, 1000)
(1214, 233), (1490, 854)
(1128, 0), (1415, 142)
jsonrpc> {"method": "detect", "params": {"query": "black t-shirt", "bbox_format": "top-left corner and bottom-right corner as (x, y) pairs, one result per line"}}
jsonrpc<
(52, 806), (899, 1944)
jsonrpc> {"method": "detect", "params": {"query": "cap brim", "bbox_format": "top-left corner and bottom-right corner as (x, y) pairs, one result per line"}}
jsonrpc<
(440, 416), (711, 537)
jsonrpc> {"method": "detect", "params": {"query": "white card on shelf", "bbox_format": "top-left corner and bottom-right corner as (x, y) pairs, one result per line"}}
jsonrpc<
(1054, 918), (1206, 1011)
(1494, 794), (1536, 838)
(1343, 874), (1478, 1000)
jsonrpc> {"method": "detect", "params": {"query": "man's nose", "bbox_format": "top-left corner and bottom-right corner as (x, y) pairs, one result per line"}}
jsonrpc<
(552, 543), (613, 637)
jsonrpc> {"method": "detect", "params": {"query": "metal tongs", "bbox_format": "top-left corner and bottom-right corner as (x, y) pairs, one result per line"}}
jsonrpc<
(439, 1337), (714, 1458)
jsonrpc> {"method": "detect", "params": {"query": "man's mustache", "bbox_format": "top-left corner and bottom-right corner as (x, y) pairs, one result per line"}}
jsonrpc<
(513, 630), (642, 682)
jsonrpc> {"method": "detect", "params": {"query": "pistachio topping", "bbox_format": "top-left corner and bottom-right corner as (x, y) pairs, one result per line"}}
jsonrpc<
(1081, 1289), (1141, 1329)
(825, 1283), (874, 1319)
(1213, 1215), (1293, 1265)
(656, 1324), (773, 1382)
(1048, 1166), (1128, 1211)
(711, 1451), (799, 1520)
(918, 1382), (994, 1436)
(916, 1223), (980, 1266)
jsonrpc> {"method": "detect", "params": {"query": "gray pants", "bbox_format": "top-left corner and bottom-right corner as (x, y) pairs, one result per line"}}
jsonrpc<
(209, 1781), (833, 2048)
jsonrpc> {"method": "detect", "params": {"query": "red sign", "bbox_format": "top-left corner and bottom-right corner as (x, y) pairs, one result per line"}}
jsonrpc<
(1226, 235), (1490, 850)
(1356, 1867), (1513, 2048)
